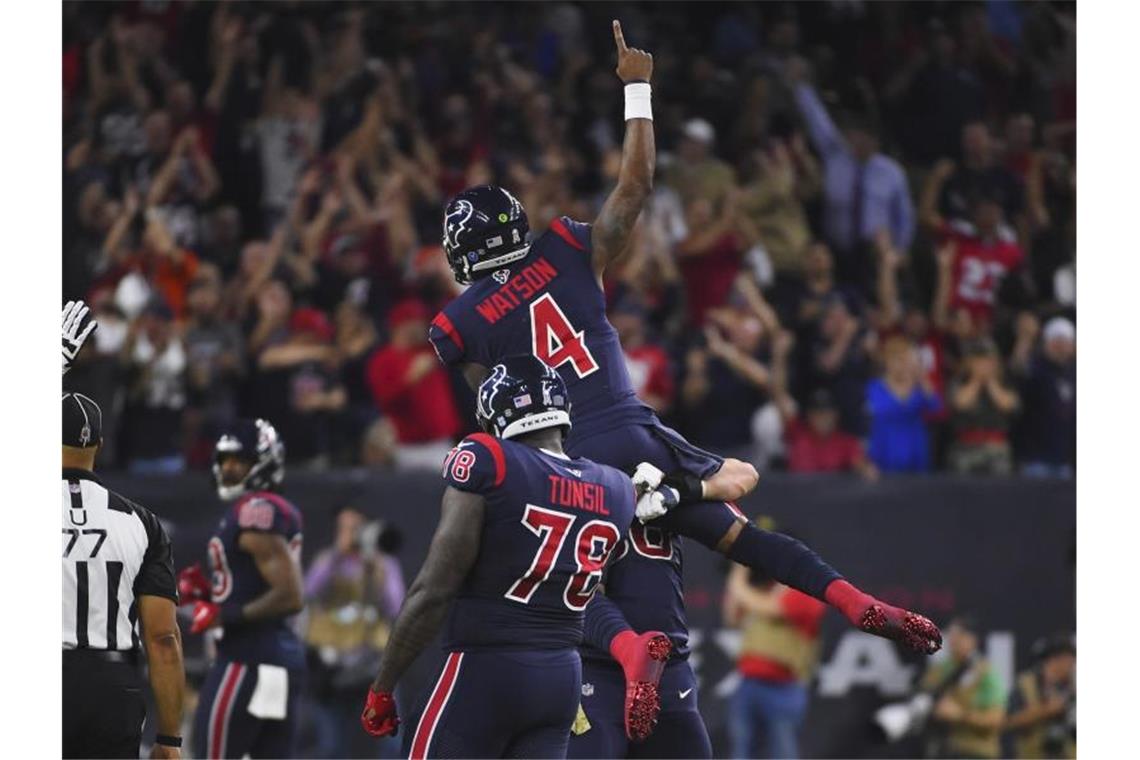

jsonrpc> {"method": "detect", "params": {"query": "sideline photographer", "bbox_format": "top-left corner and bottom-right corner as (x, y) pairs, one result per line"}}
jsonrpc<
(302, 506), (405, 758)
(1004, 633), (1076, 759)
(921, 615), (1007, 759)
(874, 615), (1006, 758)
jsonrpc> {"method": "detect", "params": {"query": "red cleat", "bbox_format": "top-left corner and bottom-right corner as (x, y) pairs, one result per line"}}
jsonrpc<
(610, 630), (673, 741)
(826, 580), (943, 655)
(860, 605), (943, 655)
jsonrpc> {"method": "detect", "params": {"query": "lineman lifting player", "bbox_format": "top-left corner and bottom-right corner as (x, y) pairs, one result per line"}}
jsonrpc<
(419, 19), (943, 759)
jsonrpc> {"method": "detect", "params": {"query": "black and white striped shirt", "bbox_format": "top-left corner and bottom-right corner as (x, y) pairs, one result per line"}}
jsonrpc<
(62, 468), (177, 651)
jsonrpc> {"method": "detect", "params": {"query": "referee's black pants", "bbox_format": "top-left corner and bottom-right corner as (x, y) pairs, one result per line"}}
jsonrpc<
(63, 650), (145, 759)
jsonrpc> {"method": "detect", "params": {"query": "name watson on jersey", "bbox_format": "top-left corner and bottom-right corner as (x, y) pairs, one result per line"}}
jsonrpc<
(475, 258), (559, 324)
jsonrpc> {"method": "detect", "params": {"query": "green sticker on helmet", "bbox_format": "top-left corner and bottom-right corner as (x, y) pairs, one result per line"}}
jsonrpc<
(498, 213), (509, 223)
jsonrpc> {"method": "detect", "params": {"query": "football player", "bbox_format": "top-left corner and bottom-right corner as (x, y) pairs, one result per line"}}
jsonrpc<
(426, 19), (943, 758)
(361, 356), (645, 758)
(177, 419), (306, 758)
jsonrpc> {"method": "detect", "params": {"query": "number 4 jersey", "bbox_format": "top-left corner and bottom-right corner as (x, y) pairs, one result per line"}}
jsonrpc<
(205, 491), (305, 669)
(429, 217), (656, 445)
(440, 433), (637, 651)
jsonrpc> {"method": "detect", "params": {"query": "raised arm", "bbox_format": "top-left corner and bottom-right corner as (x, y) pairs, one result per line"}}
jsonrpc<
(786, 59), (844, 159)
(591, 20), (655, 280)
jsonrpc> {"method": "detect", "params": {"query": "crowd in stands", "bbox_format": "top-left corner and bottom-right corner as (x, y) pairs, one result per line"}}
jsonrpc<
(63, 1), (1076, 478)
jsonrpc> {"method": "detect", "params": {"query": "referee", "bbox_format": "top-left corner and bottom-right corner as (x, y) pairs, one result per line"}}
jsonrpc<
(62, 390), (186, 758)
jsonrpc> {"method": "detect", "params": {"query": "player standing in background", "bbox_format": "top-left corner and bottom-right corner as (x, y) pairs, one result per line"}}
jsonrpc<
(178, 419), (306, 759)
(361, 356), (648, 759)
(426, 19), (944, 758)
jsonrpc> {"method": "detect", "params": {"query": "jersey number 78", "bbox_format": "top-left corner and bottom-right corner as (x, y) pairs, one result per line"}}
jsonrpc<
(505, 504), (619, 611)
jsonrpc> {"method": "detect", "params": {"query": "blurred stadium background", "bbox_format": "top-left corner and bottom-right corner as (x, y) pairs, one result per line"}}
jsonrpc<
(62, 1), (1076, 758)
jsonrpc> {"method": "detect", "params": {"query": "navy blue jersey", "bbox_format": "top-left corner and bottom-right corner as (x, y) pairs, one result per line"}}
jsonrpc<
(429, 217), (656, 443)
(570, 423), (742, 661)
(206, 491), (306, 669)
(439, 433), (636, 651)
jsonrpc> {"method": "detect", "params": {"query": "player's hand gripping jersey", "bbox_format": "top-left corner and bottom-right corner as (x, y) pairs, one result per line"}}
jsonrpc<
(430, 217), (656, 445)
(438, 432), (638, 650)
(205, 491), (305, 669)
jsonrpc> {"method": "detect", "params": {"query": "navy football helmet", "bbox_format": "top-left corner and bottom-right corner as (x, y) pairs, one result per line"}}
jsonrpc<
(442, 185), (531, 284)
(476, 356), (572, 440)
(212, 418), (286, 501)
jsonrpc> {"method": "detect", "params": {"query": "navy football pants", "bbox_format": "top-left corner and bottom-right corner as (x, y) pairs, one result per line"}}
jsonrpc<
(191, 659), (301, 759)
(568, 658), (713, 759)
(407, 649), (581, 759)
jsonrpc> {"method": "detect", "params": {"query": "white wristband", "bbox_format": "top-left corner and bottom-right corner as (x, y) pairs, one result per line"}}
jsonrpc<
(624, 82), (652, 121)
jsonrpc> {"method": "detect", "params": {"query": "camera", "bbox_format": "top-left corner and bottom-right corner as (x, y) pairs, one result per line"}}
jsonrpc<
(873, 692), (934, 743)
(355, 520), (403, 559)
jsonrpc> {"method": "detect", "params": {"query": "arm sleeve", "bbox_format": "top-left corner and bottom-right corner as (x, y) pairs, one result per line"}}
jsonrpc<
(441, 433), (507, 495)
(794, 83), (844, 158)
(133, 505), (178, 602)
(429, 311), (466, 366)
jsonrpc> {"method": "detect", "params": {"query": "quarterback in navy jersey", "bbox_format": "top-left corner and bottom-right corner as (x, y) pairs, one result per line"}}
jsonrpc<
(426, 20), (944, 759)
(178, 419), (306, 759)
(361, 356), (650, 759)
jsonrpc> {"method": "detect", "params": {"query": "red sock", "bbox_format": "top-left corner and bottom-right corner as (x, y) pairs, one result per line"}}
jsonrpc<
(609, 630), (640, 669)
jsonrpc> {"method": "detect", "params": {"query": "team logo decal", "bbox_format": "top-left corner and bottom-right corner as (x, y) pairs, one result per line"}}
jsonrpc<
(444, 199), (476, 250)
(493, 269), (510, 284)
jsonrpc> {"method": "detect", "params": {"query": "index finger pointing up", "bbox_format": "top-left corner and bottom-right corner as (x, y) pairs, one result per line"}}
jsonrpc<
(613, 19), (627, 52)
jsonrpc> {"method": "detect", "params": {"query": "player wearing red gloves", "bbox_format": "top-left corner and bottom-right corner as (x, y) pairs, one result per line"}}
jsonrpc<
(177, 419), (306, 759)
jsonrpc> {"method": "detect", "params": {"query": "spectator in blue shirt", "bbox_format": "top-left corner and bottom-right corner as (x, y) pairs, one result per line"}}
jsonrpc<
(787, 58), (916, 292)
(866, 336), (943, 473)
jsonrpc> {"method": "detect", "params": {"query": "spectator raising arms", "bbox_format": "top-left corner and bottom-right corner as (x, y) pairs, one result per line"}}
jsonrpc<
(948, 338), (1020, 475)
(60, 3), (1075, 476)
(770, 331), (878, 481)
(866, 336), (942, 474)
(787, 57), (915, 290)
(921, 170), (1027, 331)
(1010, 315), (1076, 478)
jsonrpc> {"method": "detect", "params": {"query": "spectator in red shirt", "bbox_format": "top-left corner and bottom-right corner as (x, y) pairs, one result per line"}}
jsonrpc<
(724, 554), (827, 759)
(366, 299), (461, 470)
(676, 192), (750, 326)
(770, 331), (878, 481)
(610, 299), (675, 415)
(922, 181), (1025, 329)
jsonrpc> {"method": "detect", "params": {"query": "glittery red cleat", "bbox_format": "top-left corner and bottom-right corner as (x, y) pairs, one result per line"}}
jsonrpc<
(860, 605), (943, 655)
(612, 632), (672, 741)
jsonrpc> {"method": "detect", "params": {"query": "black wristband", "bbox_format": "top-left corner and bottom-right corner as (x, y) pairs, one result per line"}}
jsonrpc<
(155, 735), (182, 748)
(663, 472), (704, 504)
